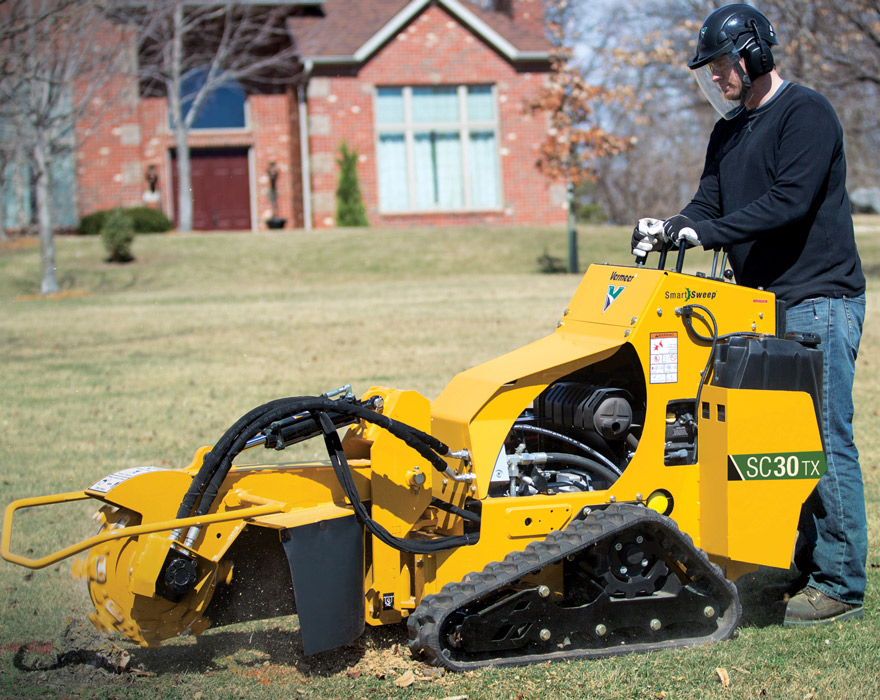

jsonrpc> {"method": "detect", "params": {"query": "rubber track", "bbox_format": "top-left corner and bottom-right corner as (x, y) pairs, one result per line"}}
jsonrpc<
(407, 503), (741, 670)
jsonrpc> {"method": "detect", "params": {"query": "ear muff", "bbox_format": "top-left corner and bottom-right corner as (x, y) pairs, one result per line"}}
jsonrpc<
(741, 19), (774, 78)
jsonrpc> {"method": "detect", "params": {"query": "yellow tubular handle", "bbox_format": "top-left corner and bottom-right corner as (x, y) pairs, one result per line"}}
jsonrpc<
(1, 489), (288, 570)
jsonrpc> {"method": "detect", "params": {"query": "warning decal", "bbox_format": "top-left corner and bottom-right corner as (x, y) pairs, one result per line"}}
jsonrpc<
(88, 466), (168, 494)
(650, 332), (678, 384)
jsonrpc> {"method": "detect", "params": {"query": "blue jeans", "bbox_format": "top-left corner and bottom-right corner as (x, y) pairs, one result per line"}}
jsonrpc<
(786, 295), (867, 604)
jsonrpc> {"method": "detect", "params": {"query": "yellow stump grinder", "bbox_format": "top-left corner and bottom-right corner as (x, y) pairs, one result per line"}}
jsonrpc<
(2, 245), (826, 669)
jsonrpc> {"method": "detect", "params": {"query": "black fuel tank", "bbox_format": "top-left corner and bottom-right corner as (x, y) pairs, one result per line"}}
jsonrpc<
(711, 333), (824, 428)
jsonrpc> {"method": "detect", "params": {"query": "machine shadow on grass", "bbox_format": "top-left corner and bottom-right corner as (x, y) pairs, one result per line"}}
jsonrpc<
(108, 579), (789, 685)
(129, 568), (790, 677)
(734, 567), (796, 629)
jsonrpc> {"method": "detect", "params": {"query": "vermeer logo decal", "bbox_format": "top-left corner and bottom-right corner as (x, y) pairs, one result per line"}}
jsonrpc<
(604, 272), (635, 312)
(604, 285), (625, 312)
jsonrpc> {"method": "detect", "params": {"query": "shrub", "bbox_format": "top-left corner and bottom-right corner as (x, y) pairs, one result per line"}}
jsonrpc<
(126, 206), (173, 233)
(575, 203), (606, 224)
(79, 207), (172, 235)
(100, 208), (136, 263)
(537, 249), (567, 274)
(335, 141), (368, 227)
(78, 210), (108, 236)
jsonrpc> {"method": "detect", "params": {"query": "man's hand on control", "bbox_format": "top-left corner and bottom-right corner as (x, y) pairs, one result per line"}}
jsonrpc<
(631, 217), (665, 258)
(663, 215), (701, 248)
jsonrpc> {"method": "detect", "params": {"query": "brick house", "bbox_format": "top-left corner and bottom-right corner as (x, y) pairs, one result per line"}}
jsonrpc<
(288, 0), (566, 229)
(9, 0), (566, 232)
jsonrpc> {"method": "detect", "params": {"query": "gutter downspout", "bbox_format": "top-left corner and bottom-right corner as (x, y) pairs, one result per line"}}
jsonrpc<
(298, 60), (313, 231)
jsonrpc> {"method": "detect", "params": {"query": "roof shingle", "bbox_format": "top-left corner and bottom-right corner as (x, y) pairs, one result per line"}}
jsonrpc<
(287, 0), (550, 63)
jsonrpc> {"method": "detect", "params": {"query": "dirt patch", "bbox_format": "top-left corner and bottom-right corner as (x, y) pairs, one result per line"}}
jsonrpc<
(14, 289), (91, 302)
(8, 617), (148, 695)
(12, 617), (135, 673)
(5, 618), (451, 696)
(0, 237), (39, 252)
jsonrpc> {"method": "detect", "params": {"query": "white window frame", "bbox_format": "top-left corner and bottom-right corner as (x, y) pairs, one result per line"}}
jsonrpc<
(374, 84), (503, 213)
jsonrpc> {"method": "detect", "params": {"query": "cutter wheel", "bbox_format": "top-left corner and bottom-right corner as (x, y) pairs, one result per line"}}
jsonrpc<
(408, 504), (741, 670)
(75, 505), (215, 647)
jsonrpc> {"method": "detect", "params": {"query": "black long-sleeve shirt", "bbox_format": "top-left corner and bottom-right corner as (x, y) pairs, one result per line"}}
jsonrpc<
(681, 82), (865, 307)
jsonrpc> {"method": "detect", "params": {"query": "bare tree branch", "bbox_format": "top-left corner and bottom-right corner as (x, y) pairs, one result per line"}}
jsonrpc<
(556, 0), (880, 219)
(128, 0), (302, 230)
(0, 0), (134, 292)
(0, 0), (80, 44)
(762, 0), (880, 185)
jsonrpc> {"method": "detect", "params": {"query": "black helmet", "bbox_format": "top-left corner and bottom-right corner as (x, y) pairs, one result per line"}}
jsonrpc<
(688, 4), (778, 79)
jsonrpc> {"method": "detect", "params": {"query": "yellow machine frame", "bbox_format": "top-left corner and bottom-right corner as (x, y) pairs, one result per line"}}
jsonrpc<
(2, 257), (826, 663)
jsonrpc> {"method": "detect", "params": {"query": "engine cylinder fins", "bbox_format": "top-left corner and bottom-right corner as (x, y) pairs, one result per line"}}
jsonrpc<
(77, 505), (215, 647)
(407, 504), (741, 670)
(535, 383), (634, 440)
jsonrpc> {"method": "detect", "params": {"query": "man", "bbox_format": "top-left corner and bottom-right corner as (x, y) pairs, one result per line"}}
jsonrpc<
(633, 4), (867, 626)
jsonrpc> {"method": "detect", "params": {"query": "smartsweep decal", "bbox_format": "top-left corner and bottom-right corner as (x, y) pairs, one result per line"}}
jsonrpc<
(664, 289), (718, 302)
(728, 452), (827, 481)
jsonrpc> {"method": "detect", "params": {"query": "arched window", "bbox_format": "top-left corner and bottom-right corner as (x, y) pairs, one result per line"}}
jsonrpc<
(178, 68), (246, 130)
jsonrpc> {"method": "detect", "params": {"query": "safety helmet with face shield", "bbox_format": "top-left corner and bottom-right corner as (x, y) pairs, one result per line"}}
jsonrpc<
(688, 4), (778, 119)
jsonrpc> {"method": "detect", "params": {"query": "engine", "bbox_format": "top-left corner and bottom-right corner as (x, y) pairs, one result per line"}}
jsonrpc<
(492, 347), (646, 497)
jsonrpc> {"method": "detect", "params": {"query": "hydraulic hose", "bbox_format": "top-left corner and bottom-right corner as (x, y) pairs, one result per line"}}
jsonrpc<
(678, 304), (720, 462)
(431, 497), (481, 524)
(511, 422), (622, 475)
(174, 397), (296, 520)
(179, 396), (459, 520)
(316, 412), (479, 554)
(172, 394), (478, 554)
(541, 452), (621, 485)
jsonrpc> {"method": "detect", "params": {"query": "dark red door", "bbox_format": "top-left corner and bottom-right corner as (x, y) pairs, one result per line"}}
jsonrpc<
(171, 148), (251, 230)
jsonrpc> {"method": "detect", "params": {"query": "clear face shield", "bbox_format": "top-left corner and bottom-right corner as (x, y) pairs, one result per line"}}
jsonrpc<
(692, 52), (747, 120)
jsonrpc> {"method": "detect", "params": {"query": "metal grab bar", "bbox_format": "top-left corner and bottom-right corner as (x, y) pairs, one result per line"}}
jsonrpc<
(1, 490), (289, 570)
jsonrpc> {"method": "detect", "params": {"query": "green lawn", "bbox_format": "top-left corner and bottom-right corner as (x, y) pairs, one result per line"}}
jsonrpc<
(1, 222), (879, 699)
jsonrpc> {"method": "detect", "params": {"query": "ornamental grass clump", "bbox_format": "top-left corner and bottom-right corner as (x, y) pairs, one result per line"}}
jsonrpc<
(100, 208), (136, 263)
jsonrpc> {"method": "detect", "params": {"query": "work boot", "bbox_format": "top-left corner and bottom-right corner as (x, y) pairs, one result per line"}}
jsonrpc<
(783, 586), (864, 626)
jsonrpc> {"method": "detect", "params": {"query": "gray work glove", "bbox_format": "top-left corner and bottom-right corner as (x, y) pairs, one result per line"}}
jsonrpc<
(631, 217), (665, 258)
(663, 215), (700, 248)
